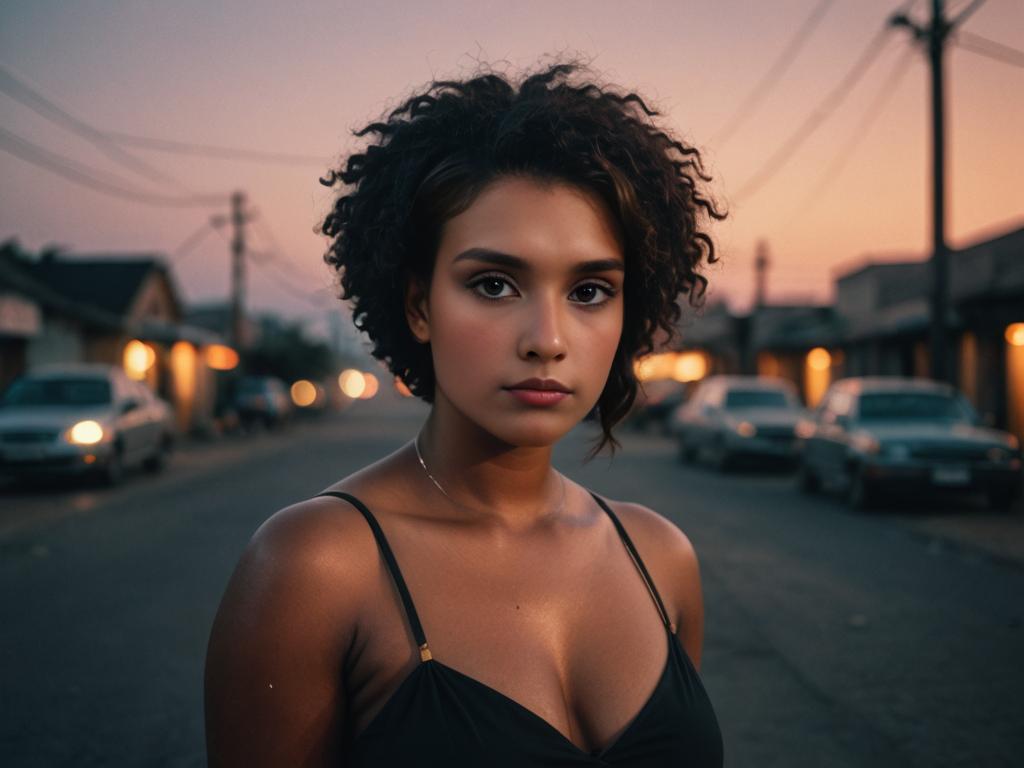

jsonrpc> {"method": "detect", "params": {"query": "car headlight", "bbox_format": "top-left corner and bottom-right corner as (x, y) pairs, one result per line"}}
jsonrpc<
(795, 420), (816, 439)
(67, 420), (104, 445)
(735, 421), (757, 438)
(851, 433), (881, 455)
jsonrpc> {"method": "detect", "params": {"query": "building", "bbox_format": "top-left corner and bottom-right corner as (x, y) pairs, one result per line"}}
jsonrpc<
(833, 223), (1024, 439)
(0, 241), (237, 435)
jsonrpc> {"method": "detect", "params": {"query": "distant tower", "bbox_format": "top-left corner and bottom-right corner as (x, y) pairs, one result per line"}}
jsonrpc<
(754, 240), (770, 309)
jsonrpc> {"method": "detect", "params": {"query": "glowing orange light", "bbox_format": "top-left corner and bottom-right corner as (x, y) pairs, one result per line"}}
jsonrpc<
(807, 347), (832, 371)
(204, 344), (239, 370)
(123, 340), (156, 380)
(360, 373), (379, 399)
(803, 347), (832, 408)
(673, 352), (708, 382)
(291, 379), (317, 407)
(170, 341), (197, 431)
(1006, 323), (1024, 347)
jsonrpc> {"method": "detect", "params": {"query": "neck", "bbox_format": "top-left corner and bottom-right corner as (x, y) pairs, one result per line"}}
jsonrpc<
(413, 394), (565, 532)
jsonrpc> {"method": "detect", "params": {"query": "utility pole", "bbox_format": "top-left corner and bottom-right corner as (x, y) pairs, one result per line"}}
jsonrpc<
(228, 190), (253, 351)
(754, 240), (770, 310)
(889, 0), (980, 384)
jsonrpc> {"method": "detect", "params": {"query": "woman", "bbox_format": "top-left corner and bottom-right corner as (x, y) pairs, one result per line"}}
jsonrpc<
(205, 60), (726, 766)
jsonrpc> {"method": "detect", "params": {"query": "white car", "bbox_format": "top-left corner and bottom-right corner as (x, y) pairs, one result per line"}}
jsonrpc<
(0, 363), (176, 485)
(672, 375), (809, 470)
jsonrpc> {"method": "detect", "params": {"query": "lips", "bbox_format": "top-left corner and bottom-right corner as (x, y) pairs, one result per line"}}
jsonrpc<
(503, 378), (572, 408)
(504, 377), (572, 393)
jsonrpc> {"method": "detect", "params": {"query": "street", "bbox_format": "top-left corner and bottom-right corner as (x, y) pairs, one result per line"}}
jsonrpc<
(2, 395), (1022, 767)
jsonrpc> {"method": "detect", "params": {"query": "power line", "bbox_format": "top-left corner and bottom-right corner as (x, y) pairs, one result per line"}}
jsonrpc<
(101, 130), (332, 167)
(948, 0), (987, 26)
(168, 220), (218, 264)
(0, 62), (200, 195)
(785, 44), (917, 224)
(249, 214), (323, 281)
(712, 0), (838, 148)
(248, 254), (334, 308)
(0, 124), (227, 208)
(954, 29), (1024, 69)
(732, 21), (899, 203)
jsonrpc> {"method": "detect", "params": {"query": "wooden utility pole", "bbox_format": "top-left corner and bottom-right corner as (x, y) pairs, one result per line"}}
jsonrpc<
(229, 190), (250, 350)
(754, 240), (770, 309)
(889, 0), (983, 384)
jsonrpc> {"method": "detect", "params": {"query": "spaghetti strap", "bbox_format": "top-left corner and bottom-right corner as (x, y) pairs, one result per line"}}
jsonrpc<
(314, 490), (433, 662)
(589, 491), (676, 634)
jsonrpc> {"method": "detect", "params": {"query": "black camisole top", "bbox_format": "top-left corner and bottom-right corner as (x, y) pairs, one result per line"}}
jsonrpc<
(315, 489), (724, 767)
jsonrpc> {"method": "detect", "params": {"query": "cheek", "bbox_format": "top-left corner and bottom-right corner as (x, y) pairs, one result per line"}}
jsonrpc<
(429, 296), (507, 388)
(572, 310), (623, 393)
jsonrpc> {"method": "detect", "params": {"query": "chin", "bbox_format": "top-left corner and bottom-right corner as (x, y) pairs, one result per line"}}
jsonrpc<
(479, 412), (583, 449)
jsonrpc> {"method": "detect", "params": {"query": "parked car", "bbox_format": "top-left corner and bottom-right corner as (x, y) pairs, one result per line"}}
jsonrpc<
(671, 375), (809, 470)
(233, 375), (293, 430)
(797, 376), (1022, 510)
(0, 363), (176, 485)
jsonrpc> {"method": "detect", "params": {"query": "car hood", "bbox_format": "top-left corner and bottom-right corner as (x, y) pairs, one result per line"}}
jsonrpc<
(859, 421), (1014, 447)
(726, 408), (806, 427)
(0, 405), (115, 431)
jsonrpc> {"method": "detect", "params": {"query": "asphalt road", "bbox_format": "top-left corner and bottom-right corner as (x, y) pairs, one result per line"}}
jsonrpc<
(2, 394), (1021, 767)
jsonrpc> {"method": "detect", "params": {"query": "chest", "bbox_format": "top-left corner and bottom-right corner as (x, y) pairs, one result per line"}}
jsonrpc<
(346, 521), (677, 754)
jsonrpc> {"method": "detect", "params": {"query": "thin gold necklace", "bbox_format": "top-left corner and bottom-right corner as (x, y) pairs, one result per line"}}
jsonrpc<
(413, 431), (567, 518)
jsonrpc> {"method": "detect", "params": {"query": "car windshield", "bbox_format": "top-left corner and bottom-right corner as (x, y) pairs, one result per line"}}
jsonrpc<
(724, 390), (792, 409)
(858, 392), (971, 422)
(1, 376), (112, 407)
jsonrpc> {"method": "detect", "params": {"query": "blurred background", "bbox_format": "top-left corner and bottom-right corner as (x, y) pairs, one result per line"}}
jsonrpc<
(1, 1), (1021, 766)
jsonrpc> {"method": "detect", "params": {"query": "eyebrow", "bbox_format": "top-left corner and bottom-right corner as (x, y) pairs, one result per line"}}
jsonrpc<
(452, 247), (624, 274)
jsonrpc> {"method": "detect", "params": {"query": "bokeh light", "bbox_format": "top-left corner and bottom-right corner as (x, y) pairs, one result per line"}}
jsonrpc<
(123, 340), (155, 380)
(291, 379), (317, 407)
(338, 369), (367, 399)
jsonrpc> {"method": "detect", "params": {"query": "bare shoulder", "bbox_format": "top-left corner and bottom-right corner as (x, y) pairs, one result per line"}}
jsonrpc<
(242, 490), (382, 603)
(600, 496), (706, 669)
(204, 492), (380, 766)
(603, 497), (701, 583)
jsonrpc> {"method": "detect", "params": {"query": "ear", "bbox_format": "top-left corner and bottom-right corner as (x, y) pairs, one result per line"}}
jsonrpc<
(404, 276), (431, 343)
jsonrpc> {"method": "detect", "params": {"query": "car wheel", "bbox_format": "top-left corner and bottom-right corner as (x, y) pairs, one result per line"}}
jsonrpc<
(798, 461), (821, 494)
(846, 465), (876, 510)
(100, 447), (124, 487)
(143, 435), (172, 473)
(986, 488), (1016, 513)
(678, 438), (694, 463)
(711, 437), (732, 473)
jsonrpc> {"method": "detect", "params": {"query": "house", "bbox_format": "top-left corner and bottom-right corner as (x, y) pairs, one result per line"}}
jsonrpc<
(0, 241), (235, 435)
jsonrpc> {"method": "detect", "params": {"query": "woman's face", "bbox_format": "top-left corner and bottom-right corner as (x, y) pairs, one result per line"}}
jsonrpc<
(408, 175), (625, 447)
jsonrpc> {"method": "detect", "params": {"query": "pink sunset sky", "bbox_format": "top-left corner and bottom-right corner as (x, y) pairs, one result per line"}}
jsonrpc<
(1, 0), (1021, 340)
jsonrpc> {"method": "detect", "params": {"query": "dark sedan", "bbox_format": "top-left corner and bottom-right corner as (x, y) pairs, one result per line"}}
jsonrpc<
(797, 377), (1022, 510)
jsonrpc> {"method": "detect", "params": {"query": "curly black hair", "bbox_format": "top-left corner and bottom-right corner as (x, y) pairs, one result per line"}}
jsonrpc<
(318, 59), (726, 457)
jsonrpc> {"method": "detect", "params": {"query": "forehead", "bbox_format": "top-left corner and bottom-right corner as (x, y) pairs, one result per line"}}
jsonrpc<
(436, 176), (624, 265)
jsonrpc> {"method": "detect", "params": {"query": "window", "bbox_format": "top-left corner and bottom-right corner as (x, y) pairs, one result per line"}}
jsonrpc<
(1, 376), (112, 406)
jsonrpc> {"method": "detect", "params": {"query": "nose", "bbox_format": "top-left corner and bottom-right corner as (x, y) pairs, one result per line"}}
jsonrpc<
(517, 291), (567, 362)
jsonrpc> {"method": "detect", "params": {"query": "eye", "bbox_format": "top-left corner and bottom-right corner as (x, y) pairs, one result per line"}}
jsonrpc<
(569, 282), (615, 306)
(469, 274), (518, 300)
